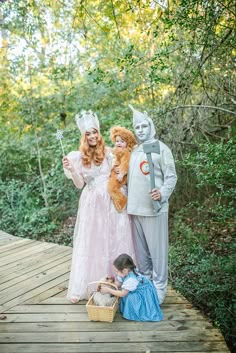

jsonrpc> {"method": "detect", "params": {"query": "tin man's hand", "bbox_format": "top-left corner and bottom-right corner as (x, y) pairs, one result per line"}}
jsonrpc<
(149, 188), (161, 201)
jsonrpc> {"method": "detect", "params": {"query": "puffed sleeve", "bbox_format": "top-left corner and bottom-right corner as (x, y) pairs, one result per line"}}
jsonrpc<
(121, 277), (139, 291)
(63, 151), (85, 189)
(159, 146), (177, 203)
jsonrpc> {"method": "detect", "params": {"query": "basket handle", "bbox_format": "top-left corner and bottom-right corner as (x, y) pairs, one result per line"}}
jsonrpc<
(87, 281), (118, 298)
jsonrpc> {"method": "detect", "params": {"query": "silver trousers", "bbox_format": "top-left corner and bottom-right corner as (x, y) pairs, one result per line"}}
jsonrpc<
(130, 213), (168, 291)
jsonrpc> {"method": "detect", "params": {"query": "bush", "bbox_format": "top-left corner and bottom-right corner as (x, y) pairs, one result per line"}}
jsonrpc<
(169, 218), (235, 352)
(170, 137), (235, 352)
(0, 161), (80, 242)
(0, 178), (57, 238)
(0, 126), (80, 243)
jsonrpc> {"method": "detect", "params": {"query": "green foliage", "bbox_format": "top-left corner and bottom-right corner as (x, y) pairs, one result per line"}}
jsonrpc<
(169, 215), (235, 352)
(0, 123), (80, 242)
(170, 137), (235, 352)
(0, 160), (79, 242)
(182, 137), (236, 191)
(178, 137), (236, 225)
(0, 178), (56, 238)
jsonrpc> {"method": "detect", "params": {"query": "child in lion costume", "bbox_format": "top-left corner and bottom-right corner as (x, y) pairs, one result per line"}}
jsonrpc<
(108, 126), (137, 212)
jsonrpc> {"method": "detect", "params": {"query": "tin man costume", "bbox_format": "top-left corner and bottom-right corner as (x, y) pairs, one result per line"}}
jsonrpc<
(127, 105), (177, 304)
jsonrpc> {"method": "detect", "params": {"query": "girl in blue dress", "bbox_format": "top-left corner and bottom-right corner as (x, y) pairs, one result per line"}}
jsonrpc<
(100, 253), (163, 322)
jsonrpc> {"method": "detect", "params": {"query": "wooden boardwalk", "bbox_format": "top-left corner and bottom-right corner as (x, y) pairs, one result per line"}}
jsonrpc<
(0, 230), (230, 353)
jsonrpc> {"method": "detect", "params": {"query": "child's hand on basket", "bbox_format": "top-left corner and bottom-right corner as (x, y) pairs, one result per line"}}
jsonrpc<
(100, 285), (112, 294)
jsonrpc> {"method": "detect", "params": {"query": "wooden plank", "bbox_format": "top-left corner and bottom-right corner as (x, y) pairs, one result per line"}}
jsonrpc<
(0, 232), (230, 353)
(0, 238), (35, 253)
(51, 288), (68, 298)
(23, 281), (69, 304)
(0, 233), (11, 239)
(0, 247), (71, 279)
(163, 296), (188, 304)
(0, 239), (69, 256)
(0, 238), (36, 253)
(0, 310), (205, 322)
(0, 341), (229, 352)
(0, 329), (224, 343)
(7, 303), (196, 313)
(164, 287), (178, 294)
(0, 234), (20, 246)
(0, 320), (214, 332)
(0, 272), (70, 313)
(0, 241), (42, 259)
(0, 233), (22, 240)
(0, 261), (71, 306)
(40, 295), (187, 305)
(40, 296), (84, 305)
(38, 288), (185, 304)
(0, 242), (57, 267)
(0, 254), (71, 291)
(0, 231), (17, 240)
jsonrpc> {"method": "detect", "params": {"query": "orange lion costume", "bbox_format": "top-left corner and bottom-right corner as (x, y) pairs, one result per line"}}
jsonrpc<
(108, 126), (137, 212)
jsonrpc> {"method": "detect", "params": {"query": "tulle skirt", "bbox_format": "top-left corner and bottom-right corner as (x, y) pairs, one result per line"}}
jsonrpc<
(67, 178), (135, 301)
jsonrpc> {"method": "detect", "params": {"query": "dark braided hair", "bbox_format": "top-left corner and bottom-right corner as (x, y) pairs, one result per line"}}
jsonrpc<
(113, 254), (138, 276)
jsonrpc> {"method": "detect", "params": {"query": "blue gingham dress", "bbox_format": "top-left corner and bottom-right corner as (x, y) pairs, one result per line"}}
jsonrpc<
(118, 271), (163, 322)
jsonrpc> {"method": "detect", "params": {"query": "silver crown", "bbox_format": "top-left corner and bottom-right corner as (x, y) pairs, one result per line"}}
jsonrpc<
(75, 110), (100, 134)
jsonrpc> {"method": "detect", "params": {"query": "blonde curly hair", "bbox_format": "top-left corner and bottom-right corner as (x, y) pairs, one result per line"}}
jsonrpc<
(110, 126), (137, 152)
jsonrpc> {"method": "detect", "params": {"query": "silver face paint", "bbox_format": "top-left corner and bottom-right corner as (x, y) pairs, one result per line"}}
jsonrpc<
(134, 120), (151, 142)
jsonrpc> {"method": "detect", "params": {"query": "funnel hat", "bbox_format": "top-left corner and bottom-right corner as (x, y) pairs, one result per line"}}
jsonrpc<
(128, 104), (156, 140)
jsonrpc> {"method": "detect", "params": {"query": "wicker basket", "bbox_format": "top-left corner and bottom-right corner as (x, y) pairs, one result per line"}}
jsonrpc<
(86, 281), (119, 322)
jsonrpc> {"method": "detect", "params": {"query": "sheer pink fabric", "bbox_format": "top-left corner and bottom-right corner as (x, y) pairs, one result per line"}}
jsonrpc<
(66, 151), (135, 301)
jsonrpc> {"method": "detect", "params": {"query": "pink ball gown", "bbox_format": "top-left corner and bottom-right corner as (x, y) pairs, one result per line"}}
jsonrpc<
(64, 150), (135, 301)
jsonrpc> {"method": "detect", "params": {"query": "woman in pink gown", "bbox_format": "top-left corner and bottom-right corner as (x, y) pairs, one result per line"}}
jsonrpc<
(62, 110), (135, 302)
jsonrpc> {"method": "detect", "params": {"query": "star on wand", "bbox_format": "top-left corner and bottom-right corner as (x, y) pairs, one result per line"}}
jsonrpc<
(56, 129), (65, 156)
